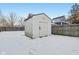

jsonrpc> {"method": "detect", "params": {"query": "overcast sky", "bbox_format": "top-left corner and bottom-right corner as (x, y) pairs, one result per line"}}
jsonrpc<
(0, 3), (74, 19)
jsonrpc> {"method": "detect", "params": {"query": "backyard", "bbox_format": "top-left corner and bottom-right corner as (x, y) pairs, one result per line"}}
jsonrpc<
(0, 31), (79, 55)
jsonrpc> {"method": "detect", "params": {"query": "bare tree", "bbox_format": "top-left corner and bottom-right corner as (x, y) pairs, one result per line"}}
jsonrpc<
(0, 10), (3, 27)
(68, 3), (79, 24)
(18, 17), (25, 27)
(0, 10), (8, 27)
(0, 17), (7, 27)
(8, 12), (17, 27)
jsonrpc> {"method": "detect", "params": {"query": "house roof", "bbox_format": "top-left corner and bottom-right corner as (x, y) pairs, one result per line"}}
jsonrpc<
(24, 13), (52, 21)
(53, 16), (65, 20)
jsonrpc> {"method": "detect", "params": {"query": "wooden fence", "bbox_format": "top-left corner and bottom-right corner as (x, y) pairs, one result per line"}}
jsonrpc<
(0, 27), (24, 31)
(52, 24), (79, 37)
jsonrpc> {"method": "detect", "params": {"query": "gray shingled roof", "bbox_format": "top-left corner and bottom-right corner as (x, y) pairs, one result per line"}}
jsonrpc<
(53, 16), (65, 20)
(24, 13), (52, 21)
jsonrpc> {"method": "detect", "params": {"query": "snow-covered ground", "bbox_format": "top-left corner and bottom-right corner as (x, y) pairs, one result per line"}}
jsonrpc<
(0, 31), (79, 55)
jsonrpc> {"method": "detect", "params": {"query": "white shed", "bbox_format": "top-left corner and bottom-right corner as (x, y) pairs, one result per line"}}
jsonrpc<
(24, 13), (51, 39)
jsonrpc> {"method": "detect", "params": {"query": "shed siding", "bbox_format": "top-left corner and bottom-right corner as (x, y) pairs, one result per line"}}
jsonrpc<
(25, 13), (51, 38)
(32, 16), (39, 38)
(39, 22), (48, 37)
(32, 14), (51, 38)
(25, 19), (33, 38)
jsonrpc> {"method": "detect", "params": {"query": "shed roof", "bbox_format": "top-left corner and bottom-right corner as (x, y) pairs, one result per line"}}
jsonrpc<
(24, 13), (52, 21)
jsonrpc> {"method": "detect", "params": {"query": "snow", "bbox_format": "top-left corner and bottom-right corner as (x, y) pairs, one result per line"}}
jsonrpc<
(0, 31), (79, 55)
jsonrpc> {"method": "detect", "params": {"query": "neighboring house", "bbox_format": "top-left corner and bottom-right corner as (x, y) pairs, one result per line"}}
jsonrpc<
(24, 13), (51, 39)
(52, 16), (68, 26)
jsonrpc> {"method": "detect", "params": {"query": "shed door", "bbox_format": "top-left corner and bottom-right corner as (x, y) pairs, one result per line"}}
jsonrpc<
(39, 22), (48, 37)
